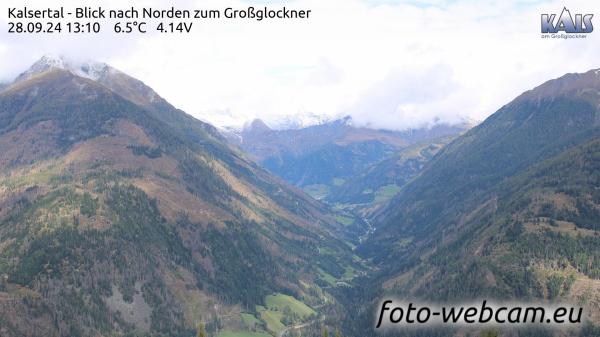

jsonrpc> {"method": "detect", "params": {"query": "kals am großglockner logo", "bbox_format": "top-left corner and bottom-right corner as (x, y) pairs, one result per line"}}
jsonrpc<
(541, 7), (593, 39)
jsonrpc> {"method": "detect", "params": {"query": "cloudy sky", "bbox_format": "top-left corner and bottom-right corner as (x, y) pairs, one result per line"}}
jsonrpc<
(1, 0), (599, 130)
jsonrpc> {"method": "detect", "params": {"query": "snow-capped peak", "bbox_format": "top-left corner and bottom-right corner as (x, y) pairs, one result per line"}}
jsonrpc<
(73, 60), (110, 81)
(15, 54), (111, 83)
(270, 112), (335, 130)
(36, 54), (66, 68)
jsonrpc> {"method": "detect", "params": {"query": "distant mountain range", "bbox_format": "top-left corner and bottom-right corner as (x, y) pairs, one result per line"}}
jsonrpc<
(221, 116), (473, 249)
(223, 116), (472, 202)
(0, 56), (363, 337)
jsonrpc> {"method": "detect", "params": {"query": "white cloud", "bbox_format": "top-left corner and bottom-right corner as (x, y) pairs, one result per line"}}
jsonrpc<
(1, 0), (599, 130)
(348, 64), (465, 129)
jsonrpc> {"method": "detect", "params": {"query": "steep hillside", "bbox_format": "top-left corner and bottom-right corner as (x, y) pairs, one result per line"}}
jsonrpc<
(326, 136), (455, 213)
(368, 68), (600, 252)
(0, 58), (361, 337)
(356, 69), (600, 336)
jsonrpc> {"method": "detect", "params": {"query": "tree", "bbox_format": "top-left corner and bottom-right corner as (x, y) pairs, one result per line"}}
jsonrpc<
(197, 322), (206, 337)
(335, 327), (343, 337)
(321, 325), (329, 337)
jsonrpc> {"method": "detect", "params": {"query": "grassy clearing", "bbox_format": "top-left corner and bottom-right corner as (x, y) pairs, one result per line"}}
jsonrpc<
(217, 330), (272, 337)
(256, 305), (285, 335)
(303, 184), (330, 199)
(265, 293), (316, 318)
(240, 313), (261, 329)
(342, 265), (357, 280)
(255, 293), (317, 335)
(318, 268), (337, 286)
(393, 238), (413, 250)
(332, 203), (352, 211)
(374, 184), (401, 203)
(319, 246), (336, 255)
(334, 214), (354, 226)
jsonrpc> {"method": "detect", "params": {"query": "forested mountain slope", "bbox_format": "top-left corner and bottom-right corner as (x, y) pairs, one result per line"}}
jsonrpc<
(0, 57), (360, 337)
(356, 68), (600, 336)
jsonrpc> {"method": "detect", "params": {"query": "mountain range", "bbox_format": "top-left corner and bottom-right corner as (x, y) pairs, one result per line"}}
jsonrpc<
(224, 116), (471, 207)
(1, 55), (599, 337)
(222, 116), (472, 244)
(0, 56), (363, 337)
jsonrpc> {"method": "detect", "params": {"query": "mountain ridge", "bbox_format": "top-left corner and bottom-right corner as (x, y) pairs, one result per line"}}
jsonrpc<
(224, 115), (471, 185)
(0, 57), (361, 337)
(350, 67), (600, 336)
